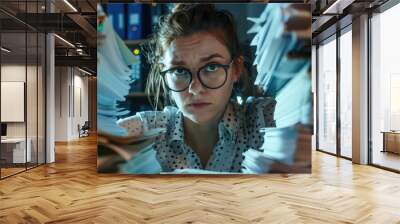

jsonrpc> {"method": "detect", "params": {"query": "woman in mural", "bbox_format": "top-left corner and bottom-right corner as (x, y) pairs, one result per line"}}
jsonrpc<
(118, 4), (277, 173)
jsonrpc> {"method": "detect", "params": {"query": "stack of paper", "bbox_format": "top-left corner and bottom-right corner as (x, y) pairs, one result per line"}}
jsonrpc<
(97, 4), (136, 137)
(97, 126), (166, 173)
(242, 4), (312, 174)
(97, 5), (164, 174)
(248, 4), (311, 97)
(120, 145), (162, 174)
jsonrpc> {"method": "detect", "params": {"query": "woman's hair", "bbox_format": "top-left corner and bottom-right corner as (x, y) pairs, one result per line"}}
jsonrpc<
(144, 3), (249, 109)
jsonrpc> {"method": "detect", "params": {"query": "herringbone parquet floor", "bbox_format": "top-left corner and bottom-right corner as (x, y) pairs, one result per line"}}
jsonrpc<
(0, 135), (399, 223)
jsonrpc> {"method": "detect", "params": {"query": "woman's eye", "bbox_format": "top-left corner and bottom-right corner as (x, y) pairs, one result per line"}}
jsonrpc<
(173, 68), (187, 76)
(205, 64), (219, 72)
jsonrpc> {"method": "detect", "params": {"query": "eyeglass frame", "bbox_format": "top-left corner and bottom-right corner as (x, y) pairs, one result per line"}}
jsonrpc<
(159, 59), (234, 92)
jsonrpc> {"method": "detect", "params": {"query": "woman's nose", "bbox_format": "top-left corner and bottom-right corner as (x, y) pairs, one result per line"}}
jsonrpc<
(188, 74), (205, 95)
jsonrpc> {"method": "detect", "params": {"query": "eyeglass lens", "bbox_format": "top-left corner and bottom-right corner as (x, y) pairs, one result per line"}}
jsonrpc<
(164, 64), (228, 91)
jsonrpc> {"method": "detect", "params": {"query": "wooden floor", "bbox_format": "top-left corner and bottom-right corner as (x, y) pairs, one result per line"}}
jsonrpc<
(1, 163), (44, 178)
(1, 135), (400, 223)
(1, 167), (26, 178)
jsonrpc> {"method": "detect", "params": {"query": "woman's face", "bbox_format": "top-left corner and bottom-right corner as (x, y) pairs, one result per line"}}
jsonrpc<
(160, 31), (241, 126)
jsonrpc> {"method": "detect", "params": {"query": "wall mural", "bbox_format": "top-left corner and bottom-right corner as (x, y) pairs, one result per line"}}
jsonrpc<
(97, 3), (312, 174)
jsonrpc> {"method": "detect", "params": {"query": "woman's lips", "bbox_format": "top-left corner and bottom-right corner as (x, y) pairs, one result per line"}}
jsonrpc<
(187, 102), (211, 109)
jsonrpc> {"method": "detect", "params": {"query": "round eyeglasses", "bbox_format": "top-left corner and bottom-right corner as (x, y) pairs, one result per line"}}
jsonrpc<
(160, 60), (233, 92)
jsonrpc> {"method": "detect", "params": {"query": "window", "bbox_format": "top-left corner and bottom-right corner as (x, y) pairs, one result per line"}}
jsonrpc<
(371, 2), (400, 171)
(317, 36), (337, 154)
(0, 0), (47, 179)
(339, 28), (352, 158)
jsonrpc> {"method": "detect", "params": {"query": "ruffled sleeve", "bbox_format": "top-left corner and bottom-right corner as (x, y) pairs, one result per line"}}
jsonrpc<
(117, 106), (176, 137)
(117, 115), (144, 137)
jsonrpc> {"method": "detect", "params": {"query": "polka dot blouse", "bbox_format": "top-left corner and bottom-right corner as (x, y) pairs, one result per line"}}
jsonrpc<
(117, 97), (276, 173)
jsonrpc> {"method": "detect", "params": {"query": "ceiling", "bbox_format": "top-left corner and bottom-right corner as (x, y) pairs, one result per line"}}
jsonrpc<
(0, 0), (97, 74)
(6, 0), (387, 73)
(309, 0), (390, 44)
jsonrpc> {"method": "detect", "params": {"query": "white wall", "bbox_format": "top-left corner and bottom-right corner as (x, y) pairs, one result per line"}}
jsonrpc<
(54, 67), (89, 141)
(1, 64), (46, 164)
(55, 66), (69, 141)
(1, 82), (25, 122)
(1, 65), (26, 81)
(73, 73), (89, 137)
(1, 65), (26, 139)
(1, 65), (36, 137)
